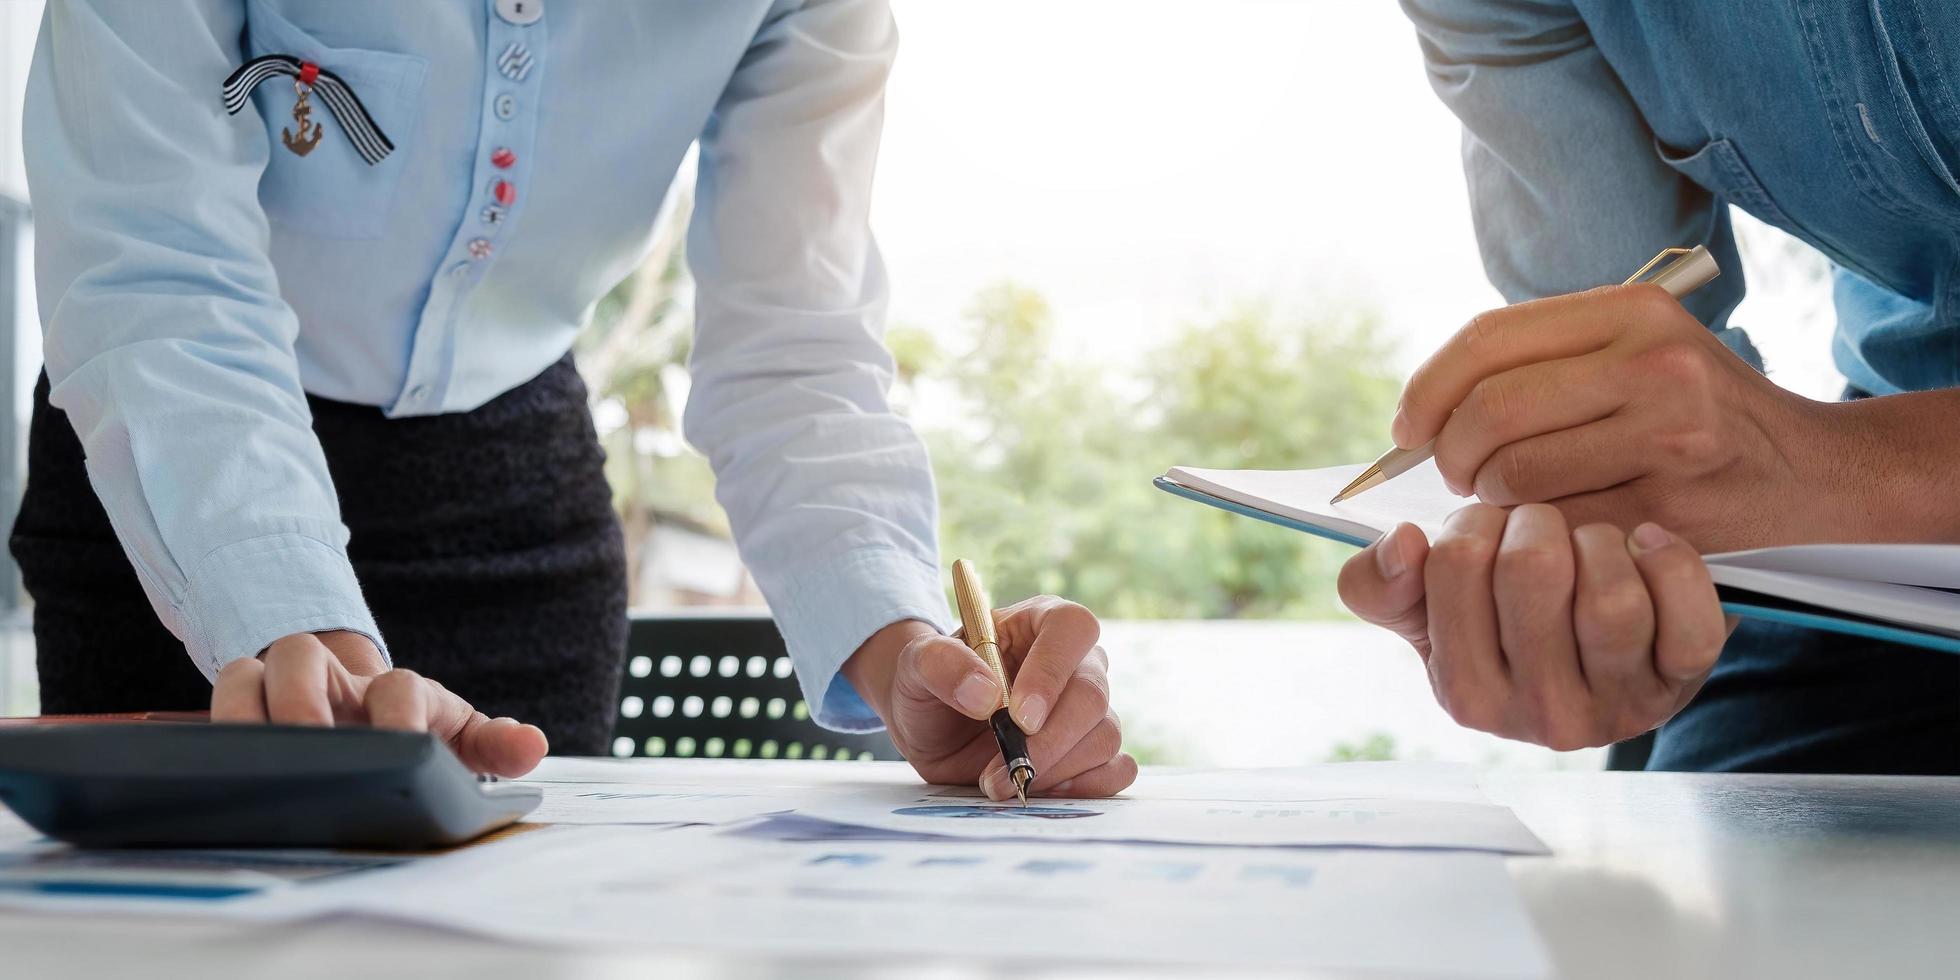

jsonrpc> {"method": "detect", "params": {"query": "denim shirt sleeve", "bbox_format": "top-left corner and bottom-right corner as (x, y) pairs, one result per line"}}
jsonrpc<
(1398, 0), (1754, 359)
(682, 0), (951, 733)
(25, 0), (388, 679)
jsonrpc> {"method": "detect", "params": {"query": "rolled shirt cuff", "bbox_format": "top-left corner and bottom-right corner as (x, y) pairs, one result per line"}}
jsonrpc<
(178, 531), (390, 682)
(765, 545), (953, 733)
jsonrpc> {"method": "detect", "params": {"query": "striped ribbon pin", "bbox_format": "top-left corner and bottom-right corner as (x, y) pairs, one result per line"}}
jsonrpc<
(222, 55), (395, 166)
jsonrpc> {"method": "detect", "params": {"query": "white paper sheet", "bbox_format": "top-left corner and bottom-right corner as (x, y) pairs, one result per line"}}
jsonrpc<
(788, 783), (1548, 854)
(0, 808), (40, 851)
(515, 760), (1516, 829)
(0, 840), (416, 917)
(513, 757), (888, 825)
(1166, 459), (1462, 542)
(514, 756), (833, 785)
(0, 804), (553, 919)
(1130, 760), (1490, 804)
(1701, 543), (1960, 590)
(520, 781), (807, 825)
(1707, 565), (1960, 636)
(286, 824), (1553, 978)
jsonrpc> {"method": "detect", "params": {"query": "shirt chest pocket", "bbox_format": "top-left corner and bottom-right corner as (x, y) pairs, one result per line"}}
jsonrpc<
(245, 4), (428, 241)
(1654, 135), (1901, 297)
(1653, 137), (1813, 242)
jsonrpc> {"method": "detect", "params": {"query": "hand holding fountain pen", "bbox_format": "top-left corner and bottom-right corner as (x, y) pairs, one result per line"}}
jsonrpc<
(1330, 245), (1722, 505)
(950, 558), (1035, 806)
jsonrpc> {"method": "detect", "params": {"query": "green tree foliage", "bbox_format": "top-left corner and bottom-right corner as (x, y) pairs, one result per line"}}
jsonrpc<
(1325, 732), (1399, 762)
(913, 282), (1402, 619)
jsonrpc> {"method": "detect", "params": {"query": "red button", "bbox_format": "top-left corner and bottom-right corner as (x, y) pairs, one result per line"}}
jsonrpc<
(492, 180), (516, 207)
(491, 147), (517, 169)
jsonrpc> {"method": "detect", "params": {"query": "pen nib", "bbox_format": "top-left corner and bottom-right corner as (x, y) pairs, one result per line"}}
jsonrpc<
(1011, 767), (1032, 807)
(1330, 462), (1387, 505)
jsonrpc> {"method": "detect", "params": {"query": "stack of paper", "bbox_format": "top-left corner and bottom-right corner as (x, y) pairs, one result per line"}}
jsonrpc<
(0, 760), (1555, 978)
(274, 824), (1548, 979)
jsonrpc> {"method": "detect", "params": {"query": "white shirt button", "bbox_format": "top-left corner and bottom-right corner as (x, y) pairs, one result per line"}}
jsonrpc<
(497, 43), (534, 83)
(494, 93), (517, 120)
(408, 384), (431, 401)
(495, 0), (544, 26)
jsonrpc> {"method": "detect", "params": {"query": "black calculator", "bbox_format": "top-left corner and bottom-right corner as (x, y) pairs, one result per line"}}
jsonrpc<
(0, 723), (541, 849)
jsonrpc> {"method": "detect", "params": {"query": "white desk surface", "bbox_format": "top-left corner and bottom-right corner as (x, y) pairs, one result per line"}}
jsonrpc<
(4, 761), (1957, 979)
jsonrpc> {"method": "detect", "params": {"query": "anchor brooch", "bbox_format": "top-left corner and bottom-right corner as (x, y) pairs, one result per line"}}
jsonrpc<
(222, 55), (396, 166)
(282, 78), (324, 157)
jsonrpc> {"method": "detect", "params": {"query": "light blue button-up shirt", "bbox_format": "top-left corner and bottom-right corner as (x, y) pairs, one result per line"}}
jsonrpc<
(1402, 0), (1960, 396)
(26, 0), (950, 731)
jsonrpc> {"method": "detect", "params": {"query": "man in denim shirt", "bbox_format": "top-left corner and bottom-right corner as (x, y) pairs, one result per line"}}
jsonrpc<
(1338, 2), (1960, 772)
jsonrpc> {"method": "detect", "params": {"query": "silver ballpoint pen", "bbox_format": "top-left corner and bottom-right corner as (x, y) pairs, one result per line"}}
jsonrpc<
(1329, 244), (1722, 505)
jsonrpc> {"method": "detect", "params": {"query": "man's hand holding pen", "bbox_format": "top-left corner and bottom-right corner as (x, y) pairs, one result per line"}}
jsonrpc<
(1339, 270), (1960, 750)
(1395, 282), (1857, 553)
(841, 595), (1136, 802)
(1338, 277), (1796, 750)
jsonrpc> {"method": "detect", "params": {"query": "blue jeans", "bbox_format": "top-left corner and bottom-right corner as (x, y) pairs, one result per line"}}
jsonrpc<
(1618, 619), (1960, 774)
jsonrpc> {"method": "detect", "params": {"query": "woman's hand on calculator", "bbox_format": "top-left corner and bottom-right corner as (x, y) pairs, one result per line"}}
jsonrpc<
(210, 631), (549, 777)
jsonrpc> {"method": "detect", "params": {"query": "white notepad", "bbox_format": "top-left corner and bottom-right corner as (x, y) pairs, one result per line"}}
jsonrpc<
(1158, 460), (1960, 651)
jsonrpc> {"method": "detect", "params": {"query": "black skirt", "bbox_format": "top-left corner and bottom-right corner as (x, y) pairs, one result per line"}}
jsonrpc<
(10, 356), (627, 755)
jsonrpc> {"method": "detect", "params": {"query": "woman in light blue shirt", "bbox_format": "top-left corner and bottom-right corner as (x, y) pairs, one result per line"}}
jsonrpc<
(20, 0), (1136, 798)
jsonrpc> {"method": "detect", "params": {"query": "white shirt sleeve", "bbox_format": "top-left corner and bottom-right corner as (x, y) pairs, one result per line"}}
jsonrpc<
(682, 0), (950, 732)
(25, 0), (388, 680)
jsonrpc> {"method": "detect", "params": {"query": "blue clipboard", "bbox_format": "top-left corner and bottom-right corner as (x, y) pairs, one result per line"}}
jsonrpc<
(1155, 476), (1960, 656)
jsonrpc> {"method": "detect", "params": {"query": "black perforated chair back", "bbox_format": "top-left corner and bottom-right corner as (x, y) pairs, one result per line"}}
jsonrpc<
(606, 613), (901, 762)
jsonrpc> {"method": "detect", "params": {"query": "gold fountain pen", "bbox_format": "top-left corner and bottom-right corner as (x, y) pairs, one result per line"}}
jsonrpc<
(951, 558), (1035, 806)
(1330, 245), (1722, 505)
